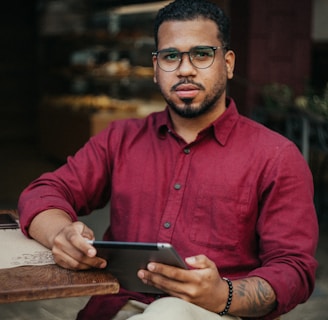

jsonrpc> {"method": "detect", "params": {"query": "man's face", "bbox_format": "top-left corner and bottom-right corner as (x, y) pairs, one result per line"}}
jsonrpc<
(153, 19), (235, 119)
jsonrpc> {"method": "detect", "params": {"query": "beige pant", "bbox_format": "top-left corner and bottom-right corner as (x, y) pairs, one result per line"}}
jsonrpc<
(111, 297), (240, 320)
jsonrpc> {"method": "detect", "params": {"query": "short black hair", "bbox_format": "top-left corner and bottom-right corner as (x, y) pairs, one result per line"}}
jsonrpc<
(154, 0), (230, 50)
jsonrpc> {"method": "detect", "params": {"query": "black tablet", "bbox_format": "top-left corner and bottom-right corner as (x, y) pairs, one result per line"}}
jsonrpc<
(90, 241), (187, 293)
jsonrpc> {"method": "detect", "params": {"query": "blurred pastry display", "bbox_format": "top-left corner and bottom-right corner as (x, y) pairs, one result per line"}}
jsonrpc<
(38, 1), (166, 160)
(41, 95), (139, 113)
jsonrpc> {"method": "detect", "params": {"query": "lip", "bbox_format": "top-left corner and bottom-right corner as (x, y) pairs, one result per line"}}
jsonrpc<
(174, 84), (200, 99)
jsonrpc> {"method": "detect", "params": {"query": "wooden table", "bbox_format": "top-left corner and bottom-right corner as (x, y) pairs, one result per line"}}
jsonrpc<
(0, 210), (119, 303)
(0, 264), (119, 303)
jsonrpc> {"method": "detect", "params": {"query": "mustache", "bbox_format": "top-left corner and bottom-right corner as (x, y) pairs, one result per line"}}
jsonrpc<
(171, 79), (205, 91)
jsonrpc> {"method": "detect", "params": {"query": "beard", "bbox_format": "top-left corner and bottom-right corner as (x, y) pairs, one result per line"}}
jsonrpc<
(166, 96), (218, 118)
(160, 79), (226, 119)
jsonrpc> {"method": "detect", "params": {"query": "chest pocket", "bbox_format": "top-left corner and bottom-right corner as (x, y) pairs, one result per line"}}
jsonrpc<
(189, 184), (251, 251)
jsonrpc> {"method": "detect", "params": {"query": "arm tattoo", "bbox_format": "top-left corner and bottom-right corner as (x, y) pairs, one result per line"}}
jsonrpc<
(235, 278), (277, 316)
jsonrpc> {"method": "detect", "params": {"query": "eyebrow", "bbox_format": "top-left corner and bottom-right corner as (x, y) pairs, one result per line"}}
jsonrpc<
(158, 47), (179, 52)
(158, 45), (216, 52)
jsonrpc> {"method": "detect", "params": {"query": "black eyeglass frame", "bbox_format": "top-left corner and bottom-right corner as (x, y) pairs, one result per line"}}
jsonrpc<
(152, 46), (223, 72)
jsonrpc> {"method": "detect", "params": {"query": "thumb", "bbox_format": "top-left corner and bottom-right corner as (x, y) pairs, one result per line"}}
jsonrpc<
(76, 222), (95, 240)
(71, 220), (95, 240)
(185, 254), (214, 269)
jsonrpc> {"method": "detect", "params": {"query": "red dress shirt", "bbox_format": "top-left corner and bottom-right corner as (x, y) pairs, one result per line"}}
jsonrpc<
(18, 98), (318, 320)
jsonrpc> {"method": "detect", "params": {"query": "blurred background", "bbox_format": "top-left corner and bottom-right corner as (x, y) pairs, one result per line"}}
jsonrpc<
(0, 1), (327, 319)
(0, 0), (328, 209)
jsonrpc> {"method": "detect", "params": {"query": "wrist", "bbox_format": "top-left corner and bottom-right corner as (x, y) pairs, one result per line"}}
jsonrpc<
(29, 209), (72, 248)
(218, 277), (233, 316)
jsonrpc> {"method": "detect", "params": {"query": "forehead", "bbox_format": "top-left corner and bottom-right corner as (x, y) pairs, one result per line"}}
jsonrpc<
(157, 19), (220, 50)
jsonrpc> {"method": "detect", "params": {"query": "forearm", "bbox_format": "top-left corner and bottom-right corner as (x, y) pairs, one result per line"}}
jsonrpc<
(28, 209), (73, 249)
(227, 276), (277, 318)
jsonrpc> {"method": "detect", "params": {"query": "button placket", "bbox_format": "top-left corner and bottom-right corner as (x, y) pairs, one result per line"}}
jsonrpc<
(158, 146), (193, 242)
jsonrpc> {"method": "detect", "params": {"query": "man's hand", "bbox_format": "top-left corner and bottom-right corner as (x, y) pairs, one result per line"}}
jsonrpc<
(52, 221), (107, 270)
(137, 254), (277, 317)
(28, 209), (107, 270)
(137, 254), (228, 313)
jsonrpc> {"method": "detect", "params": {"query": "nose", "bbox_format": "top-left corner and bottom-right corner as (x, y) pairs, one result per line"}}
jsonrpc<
(177, 52), (197, 76)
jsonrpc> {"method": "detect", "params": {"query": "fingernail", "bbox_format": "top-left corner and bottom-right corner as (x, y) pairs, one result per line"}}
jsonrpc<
(87, 248), (96, 256)
(185, 256), (196, 264)
(147, 263), (155, 271)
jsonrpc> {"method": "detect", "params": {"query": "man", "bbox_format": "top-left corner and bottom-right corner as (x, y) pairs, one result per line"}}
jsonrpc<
(18, 1), (318, 319)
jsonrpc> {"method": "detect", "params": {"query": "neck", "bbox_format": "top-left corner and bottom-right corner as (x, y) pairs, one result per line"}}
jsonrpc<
(169, 105), (226, 144)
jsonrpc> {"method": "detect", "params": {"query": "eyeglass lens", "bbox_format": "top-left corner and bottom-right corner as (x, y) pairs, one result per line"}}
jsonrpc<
(156, 46), (217, 72)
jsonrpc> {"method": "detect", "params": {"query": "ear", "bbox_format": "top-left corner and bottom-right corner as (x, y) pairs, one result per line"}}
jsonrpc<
(225, 50), (235, 79)
(152, 55), (158, 83)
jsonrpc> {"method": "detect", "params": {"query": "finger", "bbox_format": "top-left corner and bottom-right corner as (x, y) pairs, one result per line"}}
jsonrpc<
(52, 243), (107, 270)
(52, 223), (107, 270)
(64, 222), (97, 258)
(147, 259), (219, 291)
(137, 268), (186, 296)
(140, 263), (194, 293)
(185, 254), (217, 269)
(147, 262), (190, 282)
(52, 249), (95, 270)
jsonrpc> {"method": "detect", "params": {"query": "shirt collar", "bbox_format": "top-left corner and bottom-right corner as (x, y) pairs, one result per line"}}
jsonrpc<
(157, 108), (174, 139)
(212, 97), (239, 146)
(156, 97), (240, 145)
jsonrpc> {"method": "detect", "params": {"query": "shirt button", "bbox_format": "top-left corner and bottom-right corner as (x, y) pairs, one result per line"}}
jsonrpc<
(174, 183), (181, 190)
(184, 148), (190, 154)
(164, 222), (171, 229)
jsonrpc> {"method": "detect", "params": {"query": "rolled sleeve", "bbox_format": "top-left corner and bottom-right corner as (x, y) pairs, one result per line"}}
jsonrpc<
(18, 179), (79, 237)
(18, 128), (112, 237)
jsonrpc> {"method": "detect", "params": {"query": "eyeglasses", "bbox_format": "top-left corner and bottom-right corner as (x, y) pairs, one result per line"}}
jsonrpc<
(152, 46), (222, 72)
